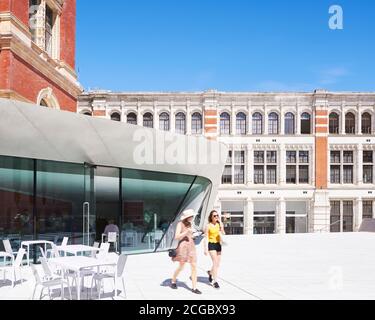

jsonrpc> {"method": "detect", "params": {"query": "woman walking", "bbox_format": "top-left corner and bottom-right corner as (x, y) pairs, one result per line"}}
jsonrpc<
(204, 210), (225, 289)
(170, 209), (202, 295)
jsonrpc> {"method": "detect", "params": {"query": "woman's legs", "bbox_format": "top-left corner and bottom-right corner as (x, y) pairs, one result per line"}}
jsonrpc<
(215, 252), (222, 282)
(209, 251), (218, 282)
(172, 262), (185, 284)
(190, 262), (197, 290)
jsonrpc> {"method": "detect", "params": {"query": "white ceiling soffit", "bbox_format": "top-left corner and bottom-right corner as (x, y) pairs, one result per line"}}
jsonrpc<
(0, 98), (227, 185)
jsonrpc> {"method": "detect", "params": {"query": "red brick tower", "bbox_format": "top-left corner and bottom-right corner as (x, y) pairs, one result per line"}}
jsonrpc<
(0, 0), (81, 111)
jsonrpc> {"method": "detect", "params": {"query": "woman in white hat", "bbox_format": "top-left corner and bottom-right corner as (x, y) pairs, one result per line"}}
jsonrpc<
(170, 209), (202, 295)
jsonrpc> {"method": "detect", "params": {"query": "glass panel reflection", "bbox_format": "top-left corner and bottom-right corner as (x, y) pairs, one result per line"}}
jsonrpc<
(36, 160), (85, 245)
(0, 156), (34, 251)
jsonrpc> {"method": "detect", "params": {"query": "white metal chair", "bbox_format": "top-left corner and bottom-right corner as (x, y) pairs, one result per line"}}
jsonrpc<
(47, 237), (68, 258)
(91, 242), (100, 258)
(30, 263), (71, 300)
(2, 239), (17, 259)
(61, 237), (69, 247)
(90, 254), (127, 300)
(3, 248), (26, 287)
(96, 242), (110, 260)
(39, 247), (48, 261)
(108, 232), (118, 253)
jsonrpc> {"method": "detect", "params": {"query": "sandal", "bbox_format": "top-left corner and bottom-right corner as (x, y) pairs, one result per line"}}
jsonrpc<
(192, 288), (202, 295)
(207, 270), (213, 283)
(171, 283), (177, 290)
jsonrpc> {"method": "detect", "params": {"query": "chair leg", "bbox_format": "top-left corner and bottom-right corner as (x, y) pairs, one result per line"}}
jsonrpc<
(114, 277), (118, 298)
(98, 279), (102, 300)
(61, 283), (64, 300)
(39, 287), (44, 300)
(122, 278), (126, 299)
(48, 287), (52, 300)
(90, 277), (95, 299)
(32, 284), (37, 300)
(67, 281), (72, 300)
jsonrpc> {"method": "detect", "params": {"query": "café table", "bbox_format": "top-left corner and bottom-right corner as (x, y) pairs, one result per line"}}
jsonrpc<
(49, 256), (116, 300)
(21, 240), (54, 265)
(57, 245), (102, 257)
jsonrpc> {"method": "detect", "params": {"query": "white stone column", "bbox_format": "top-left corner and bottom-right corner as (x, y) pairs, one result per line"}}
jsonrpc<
(357, 145), (363, 185)
(231, 107), (236, 136)
(186, 109), (192, 135)
(278, 145), (286, 185)
(246, 145), (253, 185)
(341, 108), (346, 134)
(264, 106), (268, 135)
(153, 103), (159, 130)
(357, 106), (362, 135)
(137, 103), (142, 126)
(248, 103), (252, 135)
(355, 198), (363, 231)
(277, 199), (286, 234)
(280, 108), (285, 135)
(170, 104), (175, 133)
(244, 199), (254, 235)
(373, 200), (375, 219)
(296, 107), (301, 135)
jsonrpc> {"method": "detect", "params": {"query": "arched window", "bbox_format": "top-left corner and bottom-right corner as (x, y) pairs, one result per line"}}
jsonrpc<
(252, 113), (263, 135)
(191, 112), (202, 135)
(268, 112), (279, 135)
(301, 113), (311, 134)
(110, 112), (121, 122)
(236, 112), (247, 135)
(329, 113), (340, 134)
(175, 112), (186, 134)
(284, 113), (295, 135)
(159, 112), (170, 131)
(220, 112), (231, 135)
(362, 112), (372, 134)
(345, 112), (356, 134)
(127, 113), (137, 125)
(143, 112), (153, 128)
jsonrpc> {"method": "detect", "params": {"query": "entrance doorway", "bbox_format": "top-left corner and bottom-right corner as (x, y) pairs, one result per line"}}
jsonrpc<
(83, 165), (121, 250)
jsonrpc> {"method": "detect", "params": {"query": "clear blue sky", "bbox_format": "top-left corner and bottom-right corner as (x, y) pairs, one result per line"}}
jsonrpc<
(76, 0), (375, 92)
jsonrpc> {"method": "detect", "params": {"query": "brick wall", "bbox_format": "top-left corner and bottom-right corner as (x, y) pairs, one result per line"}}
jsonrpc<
(0, 0), (29, 26)
(315, 109), (328, 189)
(0, 50), (11, 90)
(10, 52), (77, 111)
(60, 0), (76, 69)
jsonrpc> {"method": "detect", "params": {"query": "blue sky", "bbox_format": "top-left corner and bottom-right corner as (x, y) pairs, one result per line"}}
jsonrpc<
(76, 0), (375, 92)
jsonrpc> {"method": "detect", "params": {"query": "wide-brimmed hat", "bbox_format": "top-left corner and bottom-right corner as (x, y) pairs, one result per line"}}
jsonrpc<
(180, 209), (196, 222)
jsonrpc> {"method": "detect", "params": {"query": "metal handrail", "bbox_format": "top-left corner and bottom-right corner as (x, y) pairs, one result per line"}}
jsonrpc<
(318, 220), (341, 233)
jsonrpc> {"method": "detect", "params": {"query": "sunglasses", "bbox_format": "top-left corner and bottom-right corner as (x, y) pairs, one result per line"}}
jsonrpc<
(213, 215), (219, 218)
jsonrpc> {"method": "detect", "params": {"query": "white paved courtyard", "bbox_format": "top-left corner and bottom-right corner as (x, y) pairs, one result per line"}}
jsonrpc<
(1, 232), (375, 300)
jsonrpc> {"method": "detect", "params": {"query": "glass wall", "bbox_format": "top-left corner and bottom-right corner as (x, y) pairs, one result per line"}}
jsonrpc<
(0, 156), (34, 251)
(254, 201), (276, 234)
(286, 201), (308, 233)
(221, 201), (244, 235)
(36, 160), (85, 244)
(160, 177), (212, 252)
(94, 167), (120, 243)
(0, 155), (213, 255)
(121, 169), (212, 254)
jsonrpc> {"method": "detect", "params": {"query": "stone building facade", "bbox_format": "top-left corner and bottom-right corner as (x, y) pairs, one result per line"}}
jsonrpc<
(79, 89), (375, 235)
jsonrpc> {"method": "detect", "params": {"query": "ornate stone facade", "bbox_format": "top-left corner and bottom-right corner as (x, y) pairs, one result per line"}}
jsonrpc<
(78, 89), (375, 235)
